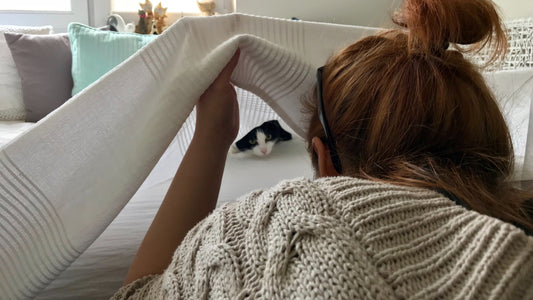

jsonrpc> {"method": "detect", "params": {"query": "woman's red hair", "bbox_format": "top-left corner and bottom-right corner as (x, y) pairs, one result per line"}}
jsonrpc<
(306, 0), (533, 232)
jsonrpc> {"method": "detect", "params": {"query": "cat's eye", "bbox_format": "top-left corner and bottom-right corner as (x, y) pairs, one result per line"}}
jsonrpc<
(266, 134), (272, 141)
(249, 139), (257, 144)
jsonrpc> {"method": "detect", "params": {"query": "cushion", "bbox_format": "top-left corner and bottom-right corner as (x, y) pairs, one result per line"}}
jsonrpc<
(4, 33), (72, 122)
(483, 68), (533, 181)
(0, 25), (52, 121)
(68, 23), (156, 95)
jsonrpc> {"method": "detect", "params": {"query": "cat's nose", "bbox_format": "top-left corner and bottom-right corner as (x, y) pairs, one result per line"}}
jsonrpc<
(261, 148), (267, 154)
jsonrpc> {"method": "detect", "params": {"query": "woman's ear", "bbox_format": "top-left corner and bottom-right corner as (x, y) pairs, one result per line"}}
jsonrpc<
(312, 137), (340, 177)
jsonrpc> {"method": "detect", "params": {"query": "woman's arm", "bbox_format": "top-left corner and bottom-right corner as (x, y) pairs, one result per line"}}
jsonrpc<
(123, 50), (240, 285)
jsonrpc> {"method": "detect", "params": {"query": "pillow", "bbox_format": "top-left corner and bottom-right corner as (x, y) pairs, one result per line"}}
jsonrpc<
(483, 68), (533, 181)
(0, 25), (52, 121)
(4, 33), (72, 122)
(68, 23), (156, 95)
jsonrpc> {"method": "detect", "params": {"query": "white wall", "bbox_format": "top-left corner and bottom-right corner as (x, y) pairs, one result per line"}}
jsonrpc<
(0, 0), (111, 32)
(0, 1), (91, 33)
(1, 0), (531, 31)
(235, 0), (402, 27)
(235, 0), (533, 27)
(493, 0), (533, 20)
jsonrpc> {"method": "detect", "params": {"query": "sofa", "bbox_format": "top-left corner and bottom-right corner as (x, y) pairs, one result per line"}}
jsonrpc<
(0, 17), (532, 299)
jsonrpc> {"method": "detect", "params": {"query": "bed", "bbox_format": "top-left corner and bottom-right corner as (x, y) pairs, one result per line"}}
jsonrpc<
(0, 16), (531, 299)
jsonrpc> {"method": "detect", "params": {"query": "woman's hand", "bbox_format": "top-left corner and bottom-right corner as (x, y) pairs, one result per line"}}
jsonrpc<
(124, 50), (241, 285)
(194, 49), (240, 149)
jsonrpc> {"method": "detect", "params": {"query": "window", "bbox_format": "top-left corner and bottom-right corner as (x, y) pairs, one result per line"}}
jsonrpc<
(0, 0), (88, 32)
(0, 0), (71, 11)
(112, 0), (200, 14)
(0, 0), (233, 33)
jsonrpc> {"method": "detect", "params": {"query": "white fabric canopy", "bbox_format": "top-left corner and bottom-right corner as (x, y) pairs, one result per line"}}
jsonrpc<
(0, 14), (377, 298)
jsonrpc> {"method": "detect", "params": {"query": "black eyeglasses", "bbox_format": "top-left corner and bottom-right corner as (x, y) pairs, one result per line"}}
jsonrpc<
(316, 66), (342, 173)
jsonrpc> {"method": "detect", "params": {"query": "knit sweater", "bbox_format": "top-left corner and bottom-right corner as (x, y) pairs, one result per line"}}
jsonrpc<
(112, 177), (533, 299)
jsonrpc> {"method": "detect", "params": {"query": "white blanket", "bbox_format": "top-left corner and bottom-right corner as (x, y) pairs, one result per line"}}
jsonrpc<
(0, 14), (377, 298)
(0, 121), (34, 148)
(0, 13), (531, 299)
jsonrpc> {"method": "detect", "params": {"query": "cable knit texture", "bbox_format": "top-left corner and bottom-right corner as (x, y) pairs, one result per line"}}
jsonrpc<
(112, 177), (533, 299)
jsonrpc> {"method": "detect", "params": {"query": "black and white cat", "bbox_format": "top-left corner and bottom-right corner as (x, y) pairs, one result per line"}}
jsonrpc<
(230, 120), (292, 156)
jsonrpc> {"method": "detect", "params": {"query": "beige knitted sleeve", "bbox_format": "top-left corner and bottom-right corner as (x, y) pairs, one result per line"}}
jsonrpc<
(110, 193), (260, 299)
(111, 275), (163, 300)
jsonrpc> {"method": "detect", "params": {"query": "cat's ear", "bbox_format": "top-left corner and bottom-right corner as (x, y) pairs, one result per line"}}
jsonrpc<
(279, 127), (292, 141)
(234, 135), (248, 150)
(269, 120), (292, 141)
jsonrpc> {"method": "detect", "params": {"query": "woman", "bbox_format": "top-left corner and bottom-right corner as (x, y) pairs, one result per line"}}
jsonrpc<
(114, 0), (533, 298)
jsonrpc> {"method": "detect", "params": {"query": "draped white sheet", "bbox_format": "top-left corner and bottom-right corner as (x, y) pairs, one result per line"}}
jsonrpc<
(0, 14), (378, 298)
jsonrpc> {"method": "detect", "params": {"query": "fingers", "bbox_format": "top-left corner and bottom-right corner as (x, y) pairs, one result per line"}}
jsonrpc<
(218, 48), (240, 82)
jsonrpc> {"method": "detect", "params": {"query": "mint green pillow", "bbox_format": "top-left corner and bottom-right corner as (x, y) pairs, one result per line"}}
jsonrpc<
(68, 23), (156, 95)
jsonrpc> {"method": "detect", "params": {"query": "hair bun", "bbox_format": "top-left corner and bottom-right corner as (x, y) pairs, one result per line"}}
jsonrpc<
(394, 0), (507, 60)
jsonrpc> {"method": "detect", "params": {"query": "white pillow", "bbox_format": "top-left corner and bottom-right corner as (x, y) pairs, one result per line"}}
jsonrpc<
(0, 25), (52, 121)
(483, 68), (533, 181)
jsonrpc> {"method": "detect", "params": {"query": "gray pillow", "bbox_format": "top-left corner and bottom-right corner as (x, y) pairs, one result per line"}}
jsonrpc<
(4, 32), (72, 122)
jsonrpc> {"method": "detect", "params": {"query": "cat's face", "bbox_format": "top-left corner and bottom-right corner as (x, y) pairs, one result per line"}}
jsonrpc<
(250, 130), (276, 156)
(232, 120), (292, 156)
